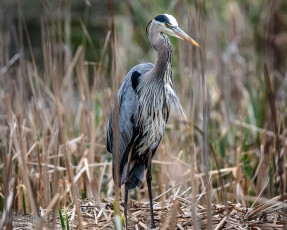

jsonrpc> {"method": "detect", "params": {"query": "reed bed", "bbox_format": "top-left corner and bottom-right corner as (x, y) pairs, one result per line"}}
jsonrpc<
(0, 0), (287, 229)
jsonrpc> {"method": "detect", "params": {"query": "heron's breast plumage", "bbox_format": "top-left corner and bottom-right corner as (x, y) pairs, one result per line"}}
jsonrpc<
(134, 74), (174, 159)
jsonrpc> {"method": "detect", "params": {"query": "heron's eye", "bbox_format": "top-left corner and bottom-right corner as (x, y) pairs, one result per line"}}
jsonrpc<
(164, 22), (170, 27)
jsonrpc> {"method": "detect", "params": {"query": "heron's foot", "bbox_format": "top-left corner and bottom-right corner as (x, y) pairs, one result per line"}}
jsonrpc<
(150, 216), (156, 229)
(150, 221), (156, 229)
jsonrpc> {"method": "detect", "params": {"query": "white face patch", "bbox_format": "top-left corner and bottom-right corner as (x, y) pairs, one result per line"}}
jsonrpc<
(164, 14), (178, 27)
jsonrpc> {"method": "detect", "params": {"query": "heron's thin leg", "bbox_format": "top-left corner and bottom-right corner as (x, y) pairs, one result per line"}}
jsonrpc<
(146, 152), (156, 228)
(124, 153), (132, 229)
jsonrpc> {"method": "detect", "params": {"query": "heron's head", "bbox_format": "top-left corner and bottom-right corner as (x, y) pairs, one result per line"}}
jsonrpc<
(147, 14), (199, 47)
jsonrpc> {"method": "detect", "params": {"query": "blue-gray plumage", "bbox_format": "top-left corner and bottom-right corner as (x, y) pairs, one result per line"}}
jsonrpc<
(106, 13), (199, 229)
(107, 63), (155, 189)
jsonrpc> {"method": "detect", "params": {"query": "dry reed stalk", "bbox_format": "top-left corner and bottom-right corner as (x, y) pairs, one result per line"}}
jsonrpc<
(108, 0), (121, 221)
(170, 200), (180, 229)
(51, 125), (60, 230)
(63, 143), (84, 230)
(190, 143), (199, 230)
(42, 132), (51, 208)
(264, 64), (284, 196)
(44, 193), (61, 219)
(194, 0), (213, 229)
(1, 139), (13, 230)
(16, 115), (40, 225)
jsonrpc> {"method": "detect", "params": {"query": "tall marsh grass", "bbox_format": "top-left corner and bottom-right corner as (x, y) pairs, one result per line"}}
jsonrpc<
(0, 0), (286, 229)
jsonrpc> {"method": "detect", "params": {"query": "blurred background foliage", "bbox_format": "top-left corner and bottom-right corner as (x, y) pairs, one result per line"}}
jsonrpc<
(0, 0), (287, 219)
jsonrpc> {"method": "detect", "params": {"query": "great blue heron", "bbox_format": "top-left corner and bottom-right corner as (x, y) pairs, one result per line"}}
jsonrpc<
(106, 14), (199, 228)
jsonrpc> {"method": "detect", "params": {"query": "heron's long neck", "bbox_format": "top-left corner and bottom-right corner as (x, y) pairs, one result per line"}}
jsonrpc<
(151, 35), (173, 82)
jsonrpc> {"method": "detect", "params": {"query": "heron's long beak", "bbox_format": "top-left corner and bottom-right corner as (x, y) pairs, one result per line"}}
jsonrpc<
(171, 26), (200, 47)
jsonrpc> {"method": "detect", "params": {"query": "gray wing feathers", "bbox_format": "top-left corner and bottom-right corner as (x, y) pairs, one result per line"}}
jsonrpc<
(106, 63), (154, 185)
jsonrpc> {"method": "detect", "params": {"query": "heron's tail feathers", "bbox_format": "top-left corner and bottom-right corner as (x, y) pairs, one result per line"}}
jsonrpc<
(115, 161), (145, 189)
(126, 173), (142, 189)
